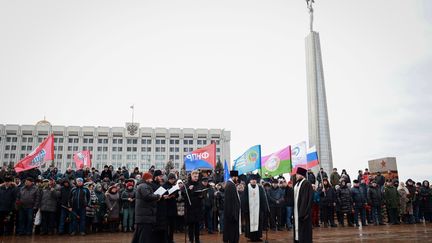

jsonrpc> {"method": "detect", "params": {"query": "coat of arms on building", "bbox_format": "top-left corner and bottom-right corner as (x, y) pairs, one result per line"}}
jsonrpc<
(126, 123), (139, 137)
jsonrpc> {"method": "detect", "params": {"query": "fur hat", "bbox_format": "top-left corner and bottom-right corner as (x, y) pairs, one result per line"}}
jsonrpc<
(296, 167), (307, 177)
(153, 170), (163, 178)
(229, 170), (239, 177)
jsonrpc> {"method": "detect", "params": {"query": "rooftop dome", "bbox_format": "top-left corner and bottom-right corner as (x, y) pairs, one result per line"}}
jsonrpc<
(36, 119), (51, 126)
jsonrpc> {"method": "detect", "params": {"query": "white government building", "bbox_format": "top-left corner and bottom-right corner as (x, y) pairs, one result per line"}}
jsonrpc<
(0, 120), (231, 173)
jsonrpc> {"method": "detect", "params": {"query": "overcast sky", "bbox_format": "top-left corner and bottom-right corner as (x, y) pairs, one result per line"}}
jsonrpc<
(1, 0), (431, 182)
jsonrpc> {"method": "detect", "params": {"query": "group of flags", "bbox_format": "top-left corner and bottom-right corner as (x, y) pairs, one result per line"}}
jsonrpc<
(183, 141), (320, 178)
(14, 134), (319, 179)
(14, 135), (92, 173)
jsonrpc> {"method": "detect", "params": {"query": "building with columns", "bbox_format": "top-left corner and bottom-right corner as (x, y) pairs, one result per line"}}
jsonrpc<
(0, 120), (231, 172)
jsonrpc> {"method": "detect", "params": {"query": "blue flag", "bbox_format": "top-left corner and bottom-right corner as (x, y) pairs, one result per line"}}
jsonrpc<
(233, 145), (261, 175)
(224, 160), (229, 182)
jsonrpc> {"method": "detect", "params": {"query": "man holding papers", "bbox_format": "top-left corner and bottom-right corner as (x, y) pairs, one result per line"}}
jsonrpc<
(151, 170), (170, 242)
(185, 170), (205, 243)
(164, 173), (180, 243)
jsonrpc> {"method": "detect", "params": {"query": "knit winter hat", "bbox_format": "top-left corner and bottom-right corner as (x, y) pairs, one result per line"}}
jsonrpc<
(143, 172), (153, 181)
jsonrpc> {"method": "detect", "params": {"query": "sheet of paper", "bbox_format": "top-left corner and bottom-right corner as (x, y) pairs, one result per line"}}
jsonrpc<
(154, 186), (167, 196)
(168, 184), (180, 195)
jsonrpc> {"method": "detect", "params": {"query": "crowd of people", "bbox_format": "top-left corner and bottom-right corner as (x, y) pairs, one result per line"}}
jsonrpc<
(0, 164), (431, 243)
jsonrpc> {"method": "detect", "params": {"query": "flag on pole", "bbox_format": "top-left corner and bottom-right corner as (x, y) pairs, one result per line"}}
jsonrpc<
(261, 145), (292, 178)
(184, 143), (216, 171)
(306, 146), (319, 169)
(233, 145), (261, 175)
(74, 150), (92, 169)
(291, 141), (307, 174)
(15, 134), (54, 173)
(224, 160), (229, 182)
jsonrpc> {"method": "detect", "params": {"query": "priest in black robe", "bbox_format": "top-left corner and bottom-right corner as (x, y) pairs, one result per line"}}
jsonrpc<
(223, 170), (241, 243)
(241, 174), (269, 242)
(293, 167), (313, 243)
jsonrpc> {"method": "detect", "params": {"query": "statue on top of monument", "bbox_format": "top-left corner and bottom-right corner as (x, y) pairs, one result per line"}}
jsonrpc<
(306, 0), (315, 32)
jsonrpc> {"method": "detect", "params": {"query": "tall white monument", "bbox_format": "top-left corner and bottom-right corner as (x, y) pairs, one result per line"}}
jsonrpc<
(305, 0), (333, 174)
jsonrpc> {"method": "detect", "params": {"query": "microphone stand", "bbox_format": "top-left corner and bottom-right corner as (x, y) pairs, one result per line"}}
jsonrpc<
(183, 180), (192, 243)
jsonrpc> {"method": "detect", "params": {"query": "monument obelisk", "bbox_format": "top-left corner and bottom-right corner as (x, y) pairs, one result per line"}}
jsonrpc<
(305, 0), (333, 174)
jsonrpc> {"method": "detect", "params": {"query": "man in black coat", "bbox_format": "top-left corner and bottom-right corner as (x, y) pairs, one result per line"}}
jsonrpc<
(319, 178), (337, 227)
(202, 177), (215, 234)
(293, 167), (313, 243)
(0, 176), (17, 236)
(241, 174), (269, 242)
(185, 170), (205, 243)
(100, 165), (112, 181)
(367, 180), (384, 225)
(164, 173), (179, 243)
(223, 170), (241, 243)
(132, 172), (161, 243)
(151, 170), (170, 243)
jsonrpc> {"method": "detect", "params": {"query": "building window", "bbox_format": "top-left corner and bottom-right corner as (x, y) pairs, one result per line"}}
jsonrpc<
(10, 154), (16, 159)
(21, 146), (26, 151)
(29, 137), (34, 143)
(22, 137), (27, 143)
(113, 147), (117, 152)
(127, 139), (137, 144)
(4, 154), (9, 159)
(12, 137), (17, 142)
(11, 145), (16, 151)
(5, 145), (10, 150)
(67, 154), (72, 159)
(217, 148), (220, 152)
(27, 146), (33, 151)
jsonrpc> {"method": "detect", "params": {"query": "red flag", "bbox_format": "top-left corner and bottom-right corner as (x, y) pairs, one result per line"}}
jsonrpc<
(15, 134), (54, 173)
(74, 150), (92, 169)
(184, 143), (216, 171)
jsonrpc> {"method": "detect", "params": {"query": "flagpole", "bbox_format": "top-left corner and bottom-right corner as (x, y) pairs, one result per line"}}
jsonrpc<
(130, 105), (135, 125)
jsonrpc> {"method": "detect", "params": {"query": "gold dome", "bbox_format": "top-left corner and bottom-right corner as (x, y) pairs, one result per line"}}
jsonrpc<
(36, 119), (51, 126)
